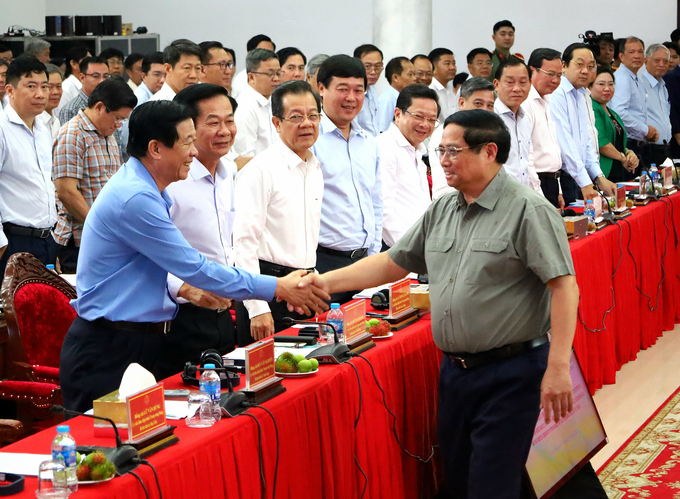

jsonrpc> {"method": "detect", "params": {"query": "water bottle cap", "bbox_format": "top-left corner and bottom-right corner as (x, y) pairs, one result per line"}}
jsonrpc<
(204, 363), (216, 369)
(585, 200), (593, 204)
(57, 425), (70, 433)
(46, 264), (55, 269)
(330, 303), (340, 309)
(652, 164), (657, 167)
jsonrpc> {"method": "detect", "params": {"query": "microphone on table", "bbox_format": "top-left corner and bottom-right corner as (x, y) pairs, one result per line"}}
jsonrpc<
(50, 405), (140, 475)
(219, 364), (249, 418)
(593, 184), (615, 222)
(282, 317), (350, 364)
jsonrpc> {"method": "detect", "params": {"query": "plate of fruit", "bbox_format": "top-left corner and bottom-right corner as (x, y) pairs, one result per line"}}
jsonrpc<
(75, 450), (116, 484)
(275, 352), (319, 377)
(366, 318), (392, 339)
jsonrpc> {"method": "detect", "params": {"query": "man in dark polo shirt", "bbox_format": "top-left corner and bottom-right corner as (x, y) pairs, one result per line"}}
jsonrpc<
(301, 109), (579, 498)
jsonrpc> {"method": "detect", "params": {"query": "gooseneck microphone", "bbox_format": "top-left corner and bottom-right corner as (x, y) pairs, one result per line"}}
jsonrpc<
(282, 317), (351, 364)
(50, 405), (141, 475)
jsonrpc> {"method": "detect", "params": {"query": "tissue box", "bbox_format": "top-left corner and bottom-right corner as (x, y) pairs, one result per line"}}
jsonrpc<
(93, 390), (129, 438)
(410, 284), (430, 309)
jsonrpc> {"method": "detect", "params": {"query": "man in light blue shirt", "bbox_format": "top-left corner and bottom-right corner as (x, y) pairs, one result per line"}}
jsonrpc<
(354, 44), (383, 137)
(133, 52), (165, 107)
(640, 43), (672, 166)
(610, 37), (659, 156)
(60, 100), (329, 412)
(550, 43), (616, 205)
(377, 57), (416, 133)
(313, 55), (383, 303)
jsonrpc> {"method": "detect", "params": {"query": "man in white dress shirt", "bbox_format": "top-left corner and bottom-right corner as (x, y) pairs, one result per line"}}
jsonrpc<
(493, 58), (536, 190)
(0, 56), (57, 273)
(232, 48), (280, 157)
(377, 84), (438, 249)
(134, 52), (165, 106)
(149, 39), (202, 102)
(525, 48), (565, 208)
(0, 58), (9, 110)
(124, 53), (144, 92)
(231, 34), (275, 100)
(377, 57), (416, 133)
(53, 46), (90, 118)
(429, 48), (458, 122)
(36, 63), (63, 140)
(234, 80), (324, 343)
(430, 77), (496, 200)
(354, 44), (384, 137)
(155, 83), (239, 378)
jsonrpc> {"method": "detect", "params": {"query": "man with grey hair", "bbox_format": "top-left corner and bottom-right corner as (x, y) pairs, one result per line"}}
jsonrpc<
(640, 43), (672, 166)
(610, 37), (659, 161)
(429, 77), (495, 199)
(25, 39), (50, 63)
(306, 53), (328, 91)
(232, 48), (280, 157)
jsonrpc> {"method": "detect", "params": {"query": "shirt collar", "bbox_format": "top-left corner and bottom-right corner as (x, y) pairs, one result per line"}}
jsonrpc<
(618, 64), (638, 80)
(276, 140), (319, 170)
(128, 156), (173, 206)
(456, 167), (507, 210)
(320, 111), (366, 139)
(387, 122), (426, 156)
(640, 67), (660, 87)
(189, 156), (232, 182)
(431, 78), (446, 91)
(387, 85), (400, 98)
(494, 98), (524, 119)
(244, 83), (270, 107)
(77, 109), (100, 133)
(560, 76), (585, 97)
(529, 85), (546, 103)
(5, 102), (46, 133)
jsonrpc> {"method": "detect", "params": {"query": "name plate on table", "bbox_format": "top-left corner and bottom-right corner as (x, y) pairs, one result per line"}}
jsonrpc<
(663, 166), (673, 188)
(244, 337), (277, 390)
(343, 300), (366, 343)
(615, 185), (626, 210)
(126, 383), (167, 443)
(389, 278), (413, 317)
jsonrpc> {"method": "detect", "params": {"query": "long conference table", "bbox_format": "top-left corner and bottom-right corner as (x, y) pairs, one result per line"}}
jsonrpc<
(3, 192), (680, 498)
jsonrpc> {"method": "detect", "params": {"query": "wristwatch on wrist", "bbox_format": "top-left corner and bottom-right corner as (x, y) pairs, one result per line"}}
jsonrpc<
(620, 151), (626, 159)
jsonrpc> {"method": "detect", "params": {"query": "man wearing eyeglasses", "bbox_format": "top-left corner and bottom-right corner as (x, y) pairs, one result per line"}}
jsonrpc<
(232, 48), (280, 157)
(551, 43), (617, 205)
(377, 84), (438, 250)
(233, 80), (324, 344)
(300, 109), (578, 499)
(411, 54), (434, 86)
(524, 48), (565, 209)
(58, 56), (110, 124)
(52, 78), (137, 272)
(199, 41), (236, 93)
(354, 44), (384, 137)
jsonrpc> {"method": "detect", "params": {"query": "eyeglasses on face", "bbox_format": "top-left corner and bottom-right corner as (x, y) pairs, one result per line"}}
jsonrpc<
(280, 113), (321, 124)
(403, 109), (439, 127)
(205, 61), (235, 71)
(434, 142), (490, 160)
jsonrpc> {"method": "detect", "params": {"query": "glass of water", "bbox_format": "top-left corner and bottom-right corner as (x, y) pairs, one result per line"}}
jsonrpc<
(185, 393), (215, 428)
(36, 459), (70, 498)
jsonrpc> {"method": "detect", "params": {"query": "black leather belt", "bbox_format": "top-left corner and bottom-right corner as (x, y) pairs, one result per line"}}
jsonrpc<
(538, 171), (561, 179)
(258, 259), (314, 278)
(317, 245), (368, 259)
(0, 473), (24, 495)
(2, 222), (52, 239)
(445, 334), (549, 369)
(96, 317), (171, 334)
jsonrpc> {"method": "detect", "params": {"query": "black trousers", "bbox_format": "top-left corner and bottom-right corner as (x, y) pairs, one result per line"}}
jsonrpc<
(60, 316), (166, 413)
(56, 236), (79, 274)
(437, 343), (548, 499)
(154, 303), (236, 380)
(560, 172), (581, 207)
(314, 248), (367, 304)
(628, 141), (669, 173)
(539, 176), (561, 209)
(0, 232), (58, 276)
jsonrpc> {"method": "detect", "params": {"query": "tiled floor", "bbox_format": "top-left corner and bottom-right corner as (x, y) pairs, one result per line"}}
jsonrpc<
(590, 325), (680, 470)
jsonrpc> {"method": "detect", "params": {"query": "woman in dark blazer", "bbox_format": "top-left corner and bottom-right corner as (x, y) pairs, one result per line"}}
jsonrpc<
(591, 66), (639, 182)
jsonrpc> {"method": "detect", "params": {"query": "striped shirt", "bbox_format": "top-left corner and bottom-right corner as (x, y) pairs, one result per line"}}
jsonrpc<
(52, 110), (121, 246)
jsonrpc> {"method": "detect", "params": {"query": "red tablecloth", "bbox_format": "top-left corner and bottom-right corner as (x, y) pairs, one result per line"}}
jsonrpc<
(570, 194), (680, 394)
(4, 315), (443, 499)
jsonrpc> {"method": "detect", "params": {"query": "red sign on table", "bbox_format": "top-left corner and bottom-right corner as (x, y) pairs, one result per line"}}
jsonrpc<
(615, 185), (626, 210)
(343, 300), (366, 342)
(244, 338), (276, 390)
(389, 277), (412, 317)
(126, 383), (166, 442)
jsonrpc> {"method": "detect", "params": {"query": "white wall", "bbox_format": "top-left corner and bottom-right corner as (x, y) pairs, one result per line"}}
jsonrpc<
(3, 0), (47, 33)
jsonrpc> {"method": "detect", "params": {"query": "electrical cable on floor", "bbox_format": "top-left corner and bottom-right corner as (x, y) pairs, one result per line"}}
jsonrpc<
(248, 404), (279, 499)
(346, 361), (368, 499)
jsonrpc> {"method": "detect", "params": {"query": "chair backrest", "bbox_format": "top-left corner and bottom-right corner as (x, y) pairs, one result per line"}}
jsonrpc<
(1, 253), (77, 379)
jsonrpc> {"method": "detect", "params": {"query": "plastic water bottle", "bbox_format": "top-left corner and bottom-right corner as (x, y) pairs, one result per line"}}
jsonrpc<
(584, 200), (596, 224)
(199, 363), (221, 422)
(51, 425), (78, 493)
(650, 164), (659, 184)
(46, 264), (57, 274)
(326, 303), (344, 343)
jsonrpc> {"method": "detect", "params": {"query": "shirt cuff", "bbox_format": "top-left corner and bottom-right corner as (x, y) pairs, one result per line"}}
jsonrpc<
(254, 274), (278, 302)
(244, 299), (271, 318)
(167, 274), (189, 304)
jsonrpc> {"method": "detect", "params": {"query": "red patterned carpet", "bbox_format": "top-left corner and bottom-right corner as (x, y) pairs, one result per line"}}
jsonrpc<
(598, 386), (680, 498)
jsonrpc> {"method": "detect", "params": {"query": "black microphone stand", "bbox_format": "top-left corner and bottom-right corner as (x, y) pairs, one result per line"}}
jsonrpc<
(282, 317), (351, 364)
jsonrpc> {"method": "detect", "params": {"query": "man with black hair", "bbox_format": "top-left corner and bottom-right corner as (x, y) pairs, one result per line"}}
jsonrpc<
(0, 55), (57, 273)
(277, 47), (306, 82)
(377, 56), (416, 133)
(354, 44), (384, 137)
(199, 41), (236, 93)
(153, 84), (240, 378)
(54, 45), (90, 117)
(525, 48), (566, 208)
(99, 47), (124, 77)
(0, 44), (13, 64)
(412, 54), (434, 86)
(234, 80), (324, 345)
(490, 20), (524, 81)
(312, 54), (382, 303)
(232, 48), (280, 157)
(149, 39), (202, 102)
(0, 58), (7, 109)
(59, 100), (330, 412)
(134, 52), (165, 106)
(231, 34), (275, 99)
(467, 48), (493, 80)
(52, 78), (137, 273)
(124, 53), (144, 91)
(428, 47), (458, 121)
(377, 84), (437, 249)
(58, 56), (110, 124)
(597, 37), (616, 67)
(302, 109), (578, 499)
